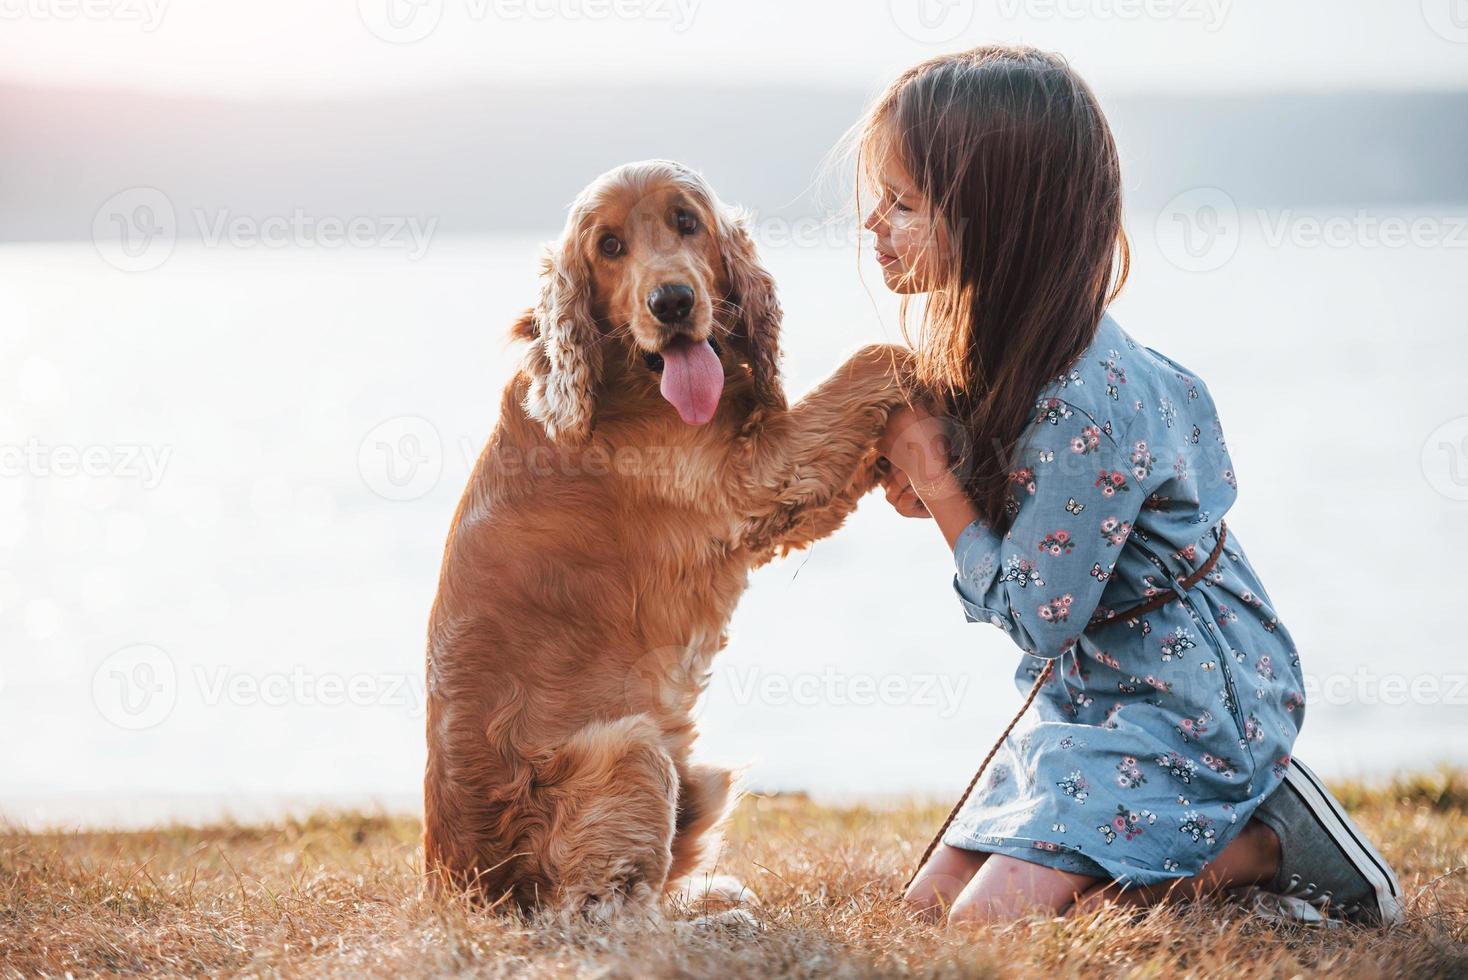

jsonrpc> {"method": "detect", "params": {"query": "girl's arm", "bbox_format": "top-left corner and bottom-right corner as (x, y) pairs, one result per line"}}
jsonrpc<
(882, 400), (1147, 660)
(903, 468), (980, 550)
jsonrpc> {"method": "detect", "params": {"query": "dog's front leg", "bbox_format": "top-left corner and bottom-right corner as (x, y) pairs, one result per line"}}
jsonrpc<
(736, 343), (914, 557)
(758, 447), (887, 560)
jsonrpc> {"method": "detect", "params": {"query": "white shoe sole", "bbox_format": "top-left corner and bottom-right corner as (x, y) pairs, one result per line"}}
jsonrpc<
(1284, 759), (1404, 925)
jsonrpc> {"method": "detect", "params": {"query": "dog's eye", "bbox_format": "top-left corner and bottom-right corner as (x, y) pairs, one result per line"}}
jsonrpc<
(599, 234), (624, 258)
(674, 209), (699, 236)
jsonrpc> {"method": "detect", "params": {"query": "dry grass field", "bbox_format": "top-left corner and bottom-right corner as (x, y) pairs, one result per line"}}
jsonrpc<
(3, 770), (1465, 978)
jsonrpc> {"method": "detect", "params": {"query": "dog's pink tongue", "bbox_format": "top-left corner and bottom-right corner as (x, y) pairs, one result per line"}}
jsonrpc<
(658, 335), (724, 425)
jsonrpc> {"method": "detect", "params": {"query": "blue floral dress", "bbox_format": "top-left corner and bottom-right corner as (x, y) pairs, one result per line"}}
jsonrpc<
(942, 313), (1304, 887)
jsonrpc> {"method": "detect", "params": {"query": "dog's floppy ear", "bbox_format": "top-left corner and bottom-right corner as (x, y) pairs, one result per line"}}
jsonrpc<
(717, 208), (786, 413)
(521, 231), (602, 443)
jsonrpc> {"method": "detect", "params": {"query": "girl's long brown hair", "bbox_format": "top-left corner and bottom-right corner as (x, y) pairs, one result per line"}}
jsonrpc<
(859, 45), (1130, 530)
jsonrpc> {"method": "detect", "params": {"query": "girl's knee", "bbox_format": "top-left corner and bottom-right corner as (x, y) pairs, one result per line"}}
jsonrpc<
(903, 872), (964, 922)
(946, 888), (1001, 925)
(902, 886), (946, 924)
(948, 855), (1100, 925)
(902, 844), (987, 922)
(947, 876), (1041, 925)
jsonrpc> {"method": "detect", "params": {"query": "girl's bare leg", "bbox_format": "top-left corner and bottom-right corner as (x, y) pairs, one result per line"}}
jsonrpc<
(908, 819), (1278, 924)
(948, 855), (1101, 924)
(1066, 818), (1282, 916)
(903, 844), (990, 923)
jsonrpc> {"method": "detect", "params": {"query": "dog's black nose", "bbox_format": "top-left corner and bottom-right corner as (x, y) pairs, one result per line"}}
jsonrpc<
(647, 284), (695, 325)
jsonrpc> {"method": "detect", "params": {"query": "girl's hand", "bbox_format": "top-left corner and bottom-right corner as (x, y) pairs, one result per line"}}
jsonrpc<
(878, 399), (952, 494)
(876, 458), (931, 519)
(878, 399), (983, 550)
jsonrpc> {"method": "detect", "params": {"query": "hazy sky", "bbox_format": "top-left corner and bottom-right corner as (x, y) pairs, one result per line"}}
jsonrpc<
(1, 0), (1466, 98)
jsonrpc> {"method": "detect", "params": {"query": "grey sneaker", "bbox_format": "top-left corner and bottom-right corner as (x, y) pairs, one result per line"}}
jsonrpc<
(1252, 758), (1404, 926)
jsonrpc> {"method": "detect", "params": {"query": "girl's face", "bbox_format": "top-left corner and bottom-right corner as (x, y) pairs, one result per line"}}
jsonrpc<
(863, 147), (950, 295)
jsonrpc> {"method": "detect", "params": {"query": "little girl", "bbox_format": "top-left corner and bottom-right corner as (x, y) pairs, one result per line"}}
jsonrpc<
(863, 46), (1402, 926)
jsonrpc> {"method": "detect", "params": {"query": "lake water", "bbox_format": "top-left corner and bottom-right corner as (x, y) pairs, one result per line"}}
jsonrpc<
(3, 209), (1466, 828)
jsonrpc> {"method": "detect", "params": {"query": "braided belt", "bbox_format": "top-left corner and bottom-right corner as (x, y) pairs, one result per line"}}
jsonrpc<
(1085, 520), (1228, 633)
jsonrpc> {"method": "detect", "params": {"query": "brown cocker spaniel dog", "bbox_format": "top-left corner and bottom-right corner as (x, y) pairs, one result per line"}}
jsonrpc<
(423, 160), (911, 916)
